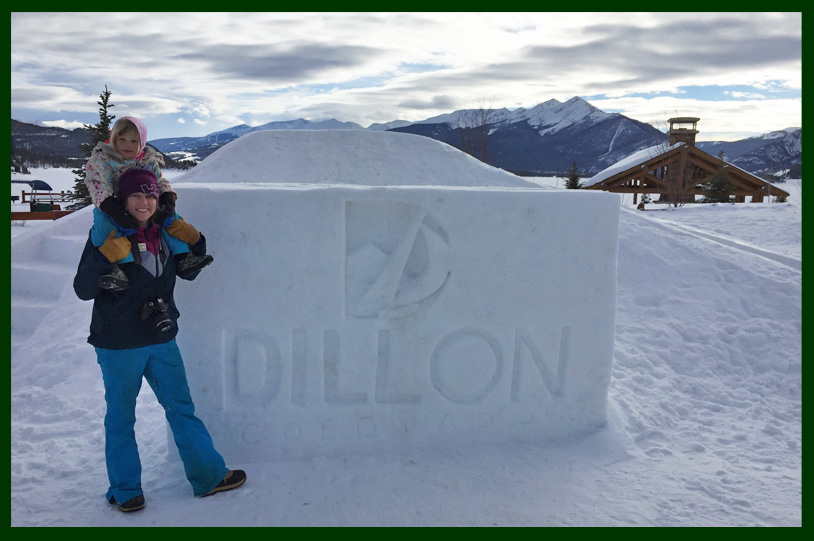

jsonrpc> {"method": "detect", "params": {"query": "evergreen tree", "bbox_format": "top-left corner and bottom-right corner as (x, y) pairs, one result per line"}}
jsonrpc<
(564, 162), (582, 189)
(68, 86), (115, 210)
(701, 151), (734, 203)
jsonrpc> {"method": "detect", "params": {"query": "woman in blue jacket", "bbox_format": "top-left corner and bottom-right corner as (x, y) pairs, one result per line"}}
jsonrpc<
(74, 168), (245, 513)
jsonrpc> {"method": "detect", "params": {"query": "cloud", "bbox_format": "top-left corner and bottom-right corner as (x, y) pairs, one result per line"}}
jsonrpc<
(501, 17), (801, 94)
(589, 95), (802, 139)
(397, 95), (458, 110)
(173, 42), (384, 85)
(10, 12), (801, 139)
(41, 120), (85, 130)
(10, 82), (95, 112)
(726, 91), (766, 100)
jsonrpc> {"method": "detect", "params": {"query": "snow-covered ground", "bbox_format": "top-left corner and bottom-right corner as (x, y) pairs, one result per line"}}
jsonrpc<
(11, 148), (801, 527)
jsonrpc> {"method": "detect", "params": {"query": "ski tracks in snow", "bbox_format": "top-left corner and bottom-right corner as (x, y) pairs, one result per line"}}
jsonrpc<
(629, 207), (802, 272)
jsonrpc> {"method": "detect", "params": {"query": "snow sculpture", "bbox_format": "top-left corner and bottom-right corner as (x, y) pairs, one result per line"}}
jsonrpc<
(172, 130), (620, 461)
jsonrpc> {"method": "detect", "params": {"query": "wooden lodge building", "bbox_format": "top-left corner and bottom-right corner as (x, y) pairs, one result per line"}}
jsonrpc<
(584, 118), (790, 204)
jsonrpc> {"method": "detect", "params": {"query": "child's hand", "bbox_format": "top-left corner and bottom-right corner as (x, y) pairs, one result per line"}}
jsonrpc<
(154, 192), (176, 226)
(166, 218), (201, 245)
(100, 196), (139, 231)
(99, 231), (132, 263)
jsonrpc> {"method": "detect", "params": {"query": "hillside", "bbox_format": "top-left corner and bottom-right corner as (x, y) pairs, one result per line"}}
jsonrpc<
(11, 119), (91, 168)
(698, 128), (802, 177)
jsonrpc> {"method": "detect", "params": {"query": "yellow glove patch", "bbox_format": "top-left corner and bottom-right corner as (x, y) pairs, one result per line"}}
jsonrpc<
(165, 217), (201, 245)
(99, 231), (132, 263)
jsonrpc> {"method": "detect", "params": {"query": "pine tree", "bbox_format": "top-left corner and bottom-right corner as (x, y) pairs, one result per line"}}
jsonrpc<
(564, 162), (582, 189)
(68, 86), (115, 210)
(701, 151), (734, 203)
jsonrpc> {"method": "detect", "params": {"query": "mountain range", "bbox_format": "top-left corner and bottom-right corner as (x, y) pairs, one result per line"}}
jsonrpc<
(696, 128), (802, 177)
(11, 97), (801, 178)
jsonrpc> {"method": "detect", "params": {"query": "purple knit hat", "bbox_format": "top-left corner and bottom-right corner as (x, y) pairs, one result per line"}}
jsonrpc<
(118, 168), (159, 200)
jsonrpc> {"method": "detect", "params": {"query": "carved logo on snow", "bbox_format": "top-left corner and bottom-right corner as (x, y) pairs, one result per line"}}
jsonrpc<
(346, 200), (450, 318)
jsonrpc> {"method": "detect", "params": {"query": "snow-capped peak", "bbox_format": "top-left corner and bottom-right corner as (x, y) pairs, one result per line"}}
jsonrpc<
(413, 96), (610, 136)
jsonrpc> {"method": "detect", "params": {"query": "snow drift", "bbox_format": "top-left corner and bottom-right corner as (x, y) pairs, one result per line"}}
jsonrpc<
(177, 129), (537, 187)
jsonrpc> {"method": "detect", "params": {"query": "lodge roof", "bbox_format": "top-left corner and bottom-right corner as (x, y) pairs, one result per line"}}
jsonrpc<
(584, 142), (790, 202)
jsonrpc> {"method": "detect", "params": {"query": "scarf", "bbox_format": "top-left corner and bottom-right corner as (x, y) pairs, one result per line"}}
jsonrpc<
(135, 223), (162, 256)
(134, 223), (166, 277)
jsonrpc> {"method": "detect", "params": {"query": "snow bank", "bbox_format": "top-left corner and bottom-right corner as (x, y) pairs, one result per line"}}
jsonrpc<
(170, 131), (621, 461)
(176, 129), (537, 187)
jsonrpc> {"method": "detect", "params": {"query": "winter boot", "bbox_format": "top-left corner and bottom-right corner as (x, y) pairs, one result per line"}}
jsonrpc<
(109, 494), (145, 512)
(98, 264), (128, 291)
(200, 470), (246, 497)
(175, 253), (214, 279)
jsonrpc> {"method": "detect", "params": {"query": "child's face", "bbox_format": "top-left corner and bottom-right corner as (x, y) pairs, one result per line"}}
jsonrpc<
(115, 131), (141, 160)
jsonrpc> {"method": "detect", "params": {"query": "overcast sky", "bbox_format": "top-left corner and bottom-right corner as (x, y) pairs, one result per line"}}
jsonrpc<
(10, 12), (801, 142)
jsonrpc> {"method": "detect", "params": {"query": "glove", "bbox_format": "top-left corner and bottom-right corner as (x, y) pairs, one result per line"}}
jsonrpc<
(165, 217), (202, 245)
(154, 191), (177, 227)
(100, 196), (138, 232)
(98, 231), (132, 263)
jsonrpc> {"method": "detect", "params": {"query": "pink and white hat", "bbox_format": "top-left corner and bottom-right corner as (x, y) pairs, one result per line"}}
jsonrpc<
(112, 116), (149, 153)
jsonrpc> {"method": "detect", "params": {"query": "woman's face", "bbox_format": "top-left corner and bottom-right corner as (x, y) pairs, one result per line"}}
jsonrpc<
(115, 130), (141, 160)
(125, 192), (157, 226)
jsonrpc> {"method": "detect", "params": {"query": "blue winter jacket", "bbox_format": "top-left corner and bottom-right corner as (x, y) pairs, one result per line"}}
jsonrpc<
(73, 230), (207, 350)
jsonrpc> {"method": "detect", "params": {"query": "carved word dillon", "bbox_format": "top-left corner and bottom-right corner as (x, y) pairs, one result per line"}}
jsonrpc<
(222, 326), (571, 408)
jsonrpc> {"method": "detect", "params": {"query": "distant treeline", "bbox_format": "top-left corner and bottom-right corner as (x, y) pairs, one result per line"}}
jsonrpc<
(11, 144), (196, 171)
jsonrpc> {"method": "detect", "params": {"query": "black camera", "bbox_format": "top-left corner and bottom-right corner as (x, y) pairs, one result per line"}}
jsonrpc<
(140, 298), (176, 334)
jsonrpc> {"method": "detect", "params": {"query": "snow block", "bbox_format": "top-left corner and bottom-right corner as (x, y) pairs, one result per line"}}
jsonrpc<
(174, 184), (620, 461)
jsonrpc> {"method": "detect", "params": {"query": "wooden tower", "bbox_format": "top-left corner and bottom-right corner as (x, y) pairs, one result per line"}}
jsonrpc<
(667, 117), (700, 146)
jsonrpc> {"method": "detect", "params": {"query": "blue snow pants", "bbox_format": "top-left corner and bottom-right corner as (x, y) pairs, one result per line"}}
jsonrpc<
(91, 207), (190, 264)
(95, 340), (228, 503)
